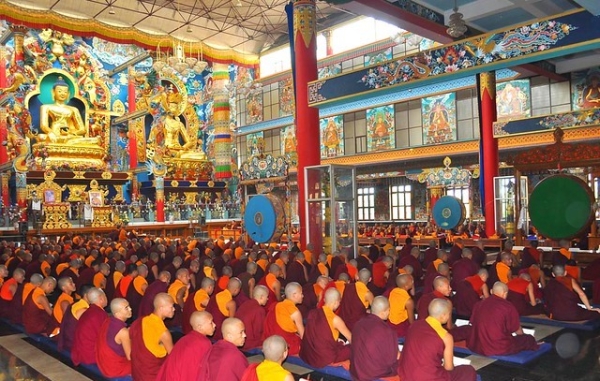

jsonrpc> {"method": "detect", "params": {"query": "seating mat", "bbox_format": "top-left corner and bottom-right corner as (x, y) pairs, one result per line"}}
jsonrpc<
(453, 341), (552, 364)
(519, 314), (600, 331)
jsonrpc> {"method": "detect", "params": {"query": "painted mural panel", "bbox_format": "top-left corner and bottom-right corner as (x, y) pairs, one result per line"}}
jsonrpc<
(320, 116), (344, 158)
(496, 79), (531, 121)
(364, 48), (392, 67)
(366, 105), (395, 152)
(279, 77), (294, 117)
(246, 132), (264, 158)
(281, 125), (298, 167)
(571, 68), (600, 110)
(246, 88), (263, 124)
(318, 63), (341, 79)
(422, 92), (456, 144)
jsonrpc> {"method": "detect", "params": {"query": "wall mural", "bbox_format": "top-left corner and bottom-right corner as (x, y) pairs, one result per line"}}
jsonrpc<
(279, 77), (294, 117)
(320, 115), (344, 158)
(246, 132), (264, 158)
(366, 105), (395, 152)
(281, 125), (298, 167)
(364, 48), (393, 67)
(571, 68), (600, 110)
(422, 92), (456, 144)
(496, 79), (531, 121)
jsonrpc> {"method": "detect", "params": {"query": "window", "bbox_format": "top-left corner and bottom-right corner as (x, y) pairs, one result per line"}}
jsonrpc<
(391, 185), (412, 220)
(446, 186), (470, 219)
(357, 187), (375, 220)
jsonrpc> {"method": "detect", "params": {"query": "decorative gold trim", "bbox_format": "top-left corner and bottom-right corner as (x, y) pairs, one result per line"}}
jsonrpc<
(479, 72), (496, 100)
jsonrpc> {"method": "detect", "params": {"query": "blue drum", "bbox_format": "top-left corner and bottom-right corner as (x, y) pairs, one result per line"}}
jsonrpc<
(244, 194), (285, 243)
(432, 195), (466, 229)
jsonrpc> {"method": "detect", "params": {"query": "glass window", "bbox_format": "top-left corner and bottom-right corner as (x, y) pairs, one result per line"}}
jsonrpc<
(391, 185), (412, 220)
(357, 187), (375, 221)
(446, 186), (470, 219)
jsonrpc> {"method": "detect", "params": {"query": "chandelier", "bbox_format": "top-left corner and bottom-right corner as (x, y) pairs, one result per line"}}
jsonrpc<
(446, 0), (467, 38)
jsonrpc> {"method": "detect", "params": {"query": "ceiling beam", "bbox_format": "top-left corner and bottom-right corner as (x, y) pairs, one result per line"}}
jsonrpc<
(572, 0), (600, 16)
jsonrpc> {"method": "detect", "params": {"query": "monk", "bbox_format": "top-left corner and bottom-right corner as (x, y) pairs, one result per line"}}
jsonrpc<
(238, 261), (258, 299)
(397, 247), (423, 286)
(400, 298), (477, 381)
(156, 311), (215, 381)
(468, 282), (539, 356)
(299, 275), (328, 317)
(138, 271), (170, 318)
(200, 317), (249, 381)
(263, 282), (304, 355)
(115, 263), (138, 299)
(300, 288), (352, 367)
(495, 252), (514, 284)
(259, 263), (283, 310)
(424, 261), (450, 294)
(287, 252), (309, 285)
(52, 276), (76, 329)
(544, 265), (600, 321)
(130, 293), (175, 381)
(182, 277), (215, 334)
(206, 277), (242, 340)
(242, 335), (294, 381)
(450, 248), (479, 289)
(453, 269), (489, 318)
(371, 256), (393, 294)
(422, 240), (439, 270)
(337, 268), (373, 330)
(126, 264), (148, 318)
(105, 261), (125, 301)
(387, 273), (415, 337)
(58, 284), (92, 352)
(96, 298), (132, 378)
(167, 268), (190, 327)
(521, 240), (542, 268)
(23, 276), (57, 335)
(507, 273), (544, 316)
(350, 296), (399, 381)
(236, 284), (268, 350)
(0, 268), (25, 318)
(72, 287), (108, 365)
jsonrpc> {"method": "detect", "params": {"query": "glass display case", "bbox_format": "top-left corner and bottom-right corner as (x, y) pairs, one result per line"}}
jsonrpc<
(494, 176), (528, 237)
(305, 164), (357, 256)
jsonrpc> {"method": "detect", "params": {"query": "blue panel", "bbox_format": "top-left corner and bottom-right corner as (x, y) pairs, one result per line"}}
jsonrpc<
(471, 8), (535, 31)
(417, 0), (478, 12)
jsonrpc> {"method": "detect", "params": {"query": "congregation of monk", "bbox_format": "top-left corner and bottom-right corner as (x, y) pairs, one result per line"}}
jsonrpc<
(1, 233), (599, 381)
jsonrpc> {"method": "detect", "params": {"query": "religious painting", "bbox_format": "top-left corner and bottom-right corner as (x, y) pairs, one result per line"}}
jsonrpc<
(246, 88), (263, 124)
(496, 79), (531, 121)
(320, 116), (344, 158)
(366, 105), (395, 152)
(571, 68), (600, 110)
(246, 132), (264, 158)
(279, 77), (294, 117)
(280, 125), (297, 166)
(364, 48), (392, 67)
(44, 190), (56, 204)
(422, 93), (457, 144)
(89, 190), (103, 207)
(318, 63), (342, 79)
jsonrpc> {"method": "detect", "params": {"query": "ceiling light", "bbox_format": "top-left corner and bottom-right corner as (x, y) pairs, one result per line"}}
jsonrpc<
(234, 0), (242, 6)
(186, 25), (193, 33)
(108, 6), (115, 15)
(446, 0), (467, 38)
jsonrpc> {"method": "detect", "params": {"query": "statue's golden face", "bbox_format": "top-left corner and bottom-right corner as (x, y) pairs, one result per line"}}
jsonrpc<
(53, 85), (70, 102)
(168, 102), (179, 115)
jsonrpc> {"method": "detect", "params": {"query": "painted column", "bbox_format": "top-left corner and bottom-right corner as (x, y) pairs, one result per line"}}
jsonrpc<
(213, 63), (232, 180)
(128, 67), (138, 170)
(1, 171), (9, 209)
(294, 0), (321, 250)
(323, 29), (333, 56)
(0, 47), (6, 89)
(15, 172), (26, 221)
(0, 109), (7, 165)
(155, 176), (164, 223)
(478, 72), (499, 236)
(11, 26), (26, 67)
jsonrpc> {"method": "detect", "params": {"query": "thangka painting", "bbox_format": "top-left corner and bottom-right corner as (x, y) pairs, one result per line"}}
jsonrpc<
(571, 68), (600, 110)
(246, 132), (264, 158)
(279, 77), (294, 117)
(366, 105), (395, 152)
(246, 88), (263, 124)
(320, 116), (344, 158)
(280, 125), (298, 166)
(496, 79), (531, 121)
(422, 93), (457, 144)
(364, 48), (392, 67)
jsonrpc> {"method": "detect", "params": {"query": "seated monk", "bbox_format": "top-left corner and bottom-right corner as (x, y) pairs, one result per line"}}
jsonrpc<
(299, 275), (328, 318)
(507, 273), (545, 316)
(182, 277), (215, 334)
(495, 252), (514, 284)
(206, 277), (242, 340)
(350, 296), (399, 381)
(300, 288), (352, 368)
(236, 284), (268, 350)
(53, 277), (76, 328)
(72, 287), (108, 365)
(371, 256), (393, 295)
(115, 263), (137, 299)
(397, 247), (423, 286)
(96, 298), (133, 378)
(263, 282), (304, 355)
(387, 273), (415, 337)
(58, 284), (92, 352)
(287, 252), (309, 286)
(259, 264), (283, 310)
(199, 317), (249, 381)
(237, 261), (258, 299)
(544, 265), (600, 321)
(422, 240), (439, 270)
(166, 268), (191, 327)
(11, 273), (42, 325)
(125, 264), (148, 318)
(426, 249), (448, 274)
(242, 335), (294, 381)
(23, 276), (57, 335)
(105, 261), (125, 302)
(453, 269), (489, 318)
(139, 271), (171, 318)
(400, 298), (477, 381)
(0, 268), (25, 318)
(450, 248), (479, 289)
(424, 262), (450, 293)
(468, 282), (539, 356)
(130, 293), (175, 381)
(337, 269), (374, 331)
(156, 311), (215, 381)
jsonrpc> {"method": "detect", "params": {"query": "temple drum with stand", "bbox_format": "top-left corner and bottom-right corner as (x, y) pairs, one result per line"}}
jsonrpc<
(244, 194), (285, 243)
(529, 174), (595, 240)
(432, 195), (466, 229)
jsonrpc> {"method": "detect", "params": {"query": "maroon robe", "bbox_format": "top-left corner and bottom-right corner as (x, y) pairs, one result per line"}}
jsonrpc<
(58, 303), (78, 351)
(448, 244), (463, 266)
(181, 289), (203, 335)
(287, 260), (308, 285)
(400, 319), (476, 381)
(299, 308), (351, 368)
(76, 267), (96, 291)
(470, 246), (486, 268)
(506, 290), (544, 316)
(594, 278), (600, 305)
(199, 340), (249, 381)
(236, 299), (266, 350)
(468, 295), (538, 356)
(422, 247), (438, 270)
(298, 283), (320, 319)
(453, 279), (481, 318)
(205, 294), (228, 341)
(125, 277), (145, 318)
(262, 303), (302, 355)
(520, 247), (541, 269)
(398, 255), (423, 284)
(138, 279), (168, 318)
(330, 256), (345, 280)
(423, 270), (443, 294)
(104, 271), (120, 302)
(96, 317), (131, 377)
(22, 288), (56, 335)
(350, 314), (398, 381)
(72, 304), (107, 365)
(240, 364), (259, 381)
(7, 282), (23, 324)
(257, 275), (278, 311)
(129, 317), (166, 381)
(156, 330), (211, 381)
(544, 278), (600, 321)
(418, 290), (471, 342)
(450, 258), (479, 289)
(582, 258), (600, 281)
(337, 283), (367, 331)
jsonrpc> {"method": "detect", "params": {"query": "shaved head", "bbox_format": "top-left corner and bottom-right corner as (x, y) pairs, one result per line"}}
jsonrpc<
(428, 298), (452, 320)
(492, 281), (508, 298)
(262, 335), (288, 362)
(371, 295), (390, 317)
(222, 317), (246, 347)
(190, 311), (216, 336)
(323, 288), (341, 305)
(358, 268), (371, 284)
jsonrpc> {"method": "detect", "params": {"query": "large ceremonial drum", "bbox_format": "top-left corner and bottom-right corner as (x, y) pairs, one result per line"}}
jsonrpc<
(432, 195), (466, 229)
(244, 194), (285, 243)
(529, 175), (595, 240)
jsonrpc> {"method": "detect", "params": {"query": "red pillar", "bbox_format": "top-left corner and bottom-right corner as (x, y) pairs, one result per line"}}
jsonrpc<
(0, 114), (7, 165)
(128, 68), (138, 170)
(324, 30), (333, 56)
(294, 0), (321, 250)
(155, 176), (165, 223)
(478, 72), (498, 236)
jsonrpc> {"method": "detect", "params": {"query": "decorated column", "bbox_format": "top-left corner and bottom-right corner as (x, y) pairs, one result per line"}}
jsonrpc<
(294, 0), (321, 249)
(128, 67), (138, 170)
(428, 186), (444, 220)
(212, 63), (232, 180)
(0, 171), (9, 208)
(155, 176), (165, 223)
(0, 109), (7, 165)
(15, 172), (26, 221)
(477, 71), (499, 236)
